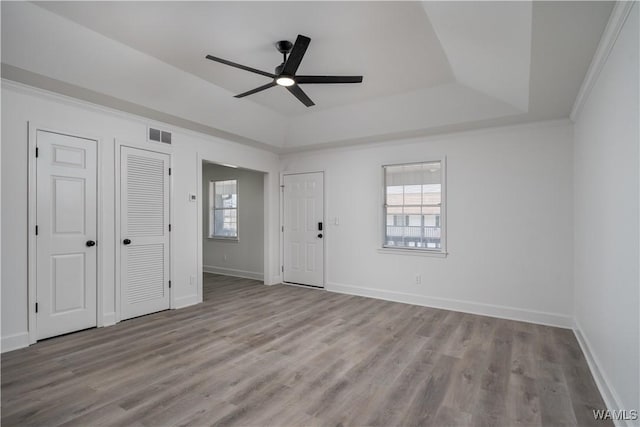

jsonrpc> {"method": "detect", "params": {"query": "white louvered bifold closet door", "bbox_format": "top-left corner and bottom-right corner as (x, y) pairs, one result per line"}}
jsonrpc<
(120, 146), (170, 320)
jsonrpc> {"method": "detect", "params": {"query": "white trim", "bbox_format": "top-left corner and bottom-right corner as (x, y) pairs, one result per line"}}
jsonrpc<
(1, 333), (30, 353)
(174, 294), (201, 309)
(279, 118), (573, 157)
(268, 275), (282, 286)
(1, 79), (279, 154)
(208, 178), (239, 240)
(102, 312), (117, 327)
(203, 265), (264, 281)
(263, 173), (273, 286)
(5, 79), (576, 156)
(376, 248), (448, 258)
(198, 154), (272, 288)
(326, 281), (573, 329)
(379, 156), (447, 256)
(573, 322), (632, 427)
(114, 141), (121, 322)
(27, 123), (37, 344)
(570, 2), (635, 121)
(197, 154), (205, 299)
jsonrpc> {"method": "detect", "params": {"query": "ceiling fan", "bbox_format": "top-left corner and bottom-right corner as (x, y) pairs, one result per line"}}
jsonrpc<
(205, 35), (363, 107)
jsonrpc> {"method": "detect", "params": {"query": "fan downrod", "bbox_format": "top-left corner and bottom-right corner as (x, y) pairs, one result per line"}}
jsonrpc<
(275, 40), (293, 74)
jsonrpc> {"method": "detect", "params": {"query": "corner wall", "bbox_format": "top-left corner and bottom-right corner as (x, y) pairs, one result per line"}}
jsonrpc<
(281, 120), (575, 327)
(573, 3), (639, 416)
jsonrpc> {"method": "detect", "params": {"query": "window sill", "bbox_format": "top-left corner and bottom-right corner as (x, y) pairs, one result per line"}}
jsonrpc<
(208, 237), (239, 243)
(377, 248), (448, 258)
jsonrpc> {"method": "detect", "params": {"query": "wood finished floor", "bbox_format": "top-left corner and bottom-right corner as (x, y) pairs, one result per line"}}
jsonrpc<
(2, 274), (609, 427)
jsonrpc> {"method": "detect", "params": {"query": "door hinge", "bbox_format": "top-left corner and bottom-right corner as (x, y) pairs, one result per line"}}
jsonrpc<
(281, 226), (284, 232)
(35, 225), (39, 236)
(168, 167), (172, 176)
(169, 224), (172, 232)
(281, 265), (284, 273)
(168, 280), (172, 289)
(35, 147), (39, 158)
(35, 302), (38, 313)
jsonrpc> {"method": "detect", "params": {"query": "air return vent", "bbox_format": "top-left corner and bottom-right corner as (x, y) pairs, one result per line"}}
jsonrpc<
(148, 127), (172, 144)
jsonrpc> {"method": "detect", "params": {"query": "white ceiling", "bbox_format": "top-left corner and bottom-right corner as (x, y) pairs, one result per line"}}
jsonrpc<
(34, 1), (455, 116)
(2, 1), (614, 150)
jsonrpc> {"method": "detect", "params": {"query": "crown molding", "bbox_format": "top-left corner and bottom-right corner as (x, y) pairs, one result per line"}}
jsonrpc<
(1, 66), (281, 154)
(279, 117), (572, 157)
(570, 1), (635, 121)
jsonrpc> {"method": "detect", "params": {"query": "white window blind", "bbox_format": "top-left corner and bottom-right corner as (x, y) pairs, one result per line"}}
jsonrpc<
(383, 160), (445, 252)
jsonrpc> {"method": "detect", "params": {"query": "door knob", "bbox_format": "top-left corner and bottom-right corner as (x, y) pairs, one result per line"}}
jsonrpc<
(317, 234), (323, 238)
(123, 239), (132, 245)
(86, 240), (96, 247)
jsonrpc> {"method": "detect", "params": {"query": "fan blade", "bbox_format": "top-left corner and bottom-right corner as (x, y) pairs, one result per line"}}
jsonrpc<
(234, 82), (277, 98)
(205, 55), (275, 78)
(287, 84), (315, 107)
(282, 35), (311, 76)
(296, 75), (363, 84)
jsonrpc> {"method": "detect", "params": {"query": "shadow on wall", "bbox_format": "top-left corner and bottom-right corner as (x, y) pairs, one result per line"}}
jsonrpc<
(202, 161), (265, 281)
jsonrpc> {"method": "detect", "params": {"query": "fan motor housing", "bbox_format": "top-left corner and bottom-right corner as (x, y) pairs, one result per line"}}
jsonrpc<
(276, 40), (293, 54)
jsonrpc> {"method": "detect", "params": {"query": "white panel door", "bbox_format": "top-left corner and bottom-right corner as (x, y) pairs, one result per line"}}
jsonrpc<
(120, 147), (171, 320)
(283, 172), (324, 287)
(36, 131), (97, 340)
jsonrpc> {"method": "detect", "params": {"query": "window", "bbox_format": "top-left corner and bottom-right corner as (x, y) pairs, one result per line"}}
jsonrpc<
(209, 179), (238, 239)
(383, 160), (445, 253)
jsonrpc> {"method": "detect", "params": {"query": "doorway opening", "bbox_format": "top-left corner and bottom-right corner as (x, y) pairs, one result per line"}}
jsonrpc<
(200, 161), (266, 296)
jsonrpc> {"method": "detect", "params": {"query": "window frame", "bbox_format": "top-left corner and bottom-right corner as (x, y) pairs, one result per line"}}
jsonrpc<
(379, 158), (447, 257)
(208, 179), (239, 241)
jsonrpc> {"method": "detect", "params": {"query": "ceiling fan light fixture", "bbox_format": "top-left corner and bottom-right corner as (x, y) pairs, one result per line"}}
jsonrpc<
(276, 76), (295, 87)
(205, 34), (362, 107)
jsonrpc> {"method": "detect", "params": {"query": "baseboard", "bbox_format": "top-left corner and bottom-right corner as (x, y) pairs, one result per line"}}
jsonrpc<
(573, 321), (631, 427)
(203, 265), (264, 281)
(102, 312), (116, 327)
(268, 275), (282, 286)
(1, 332), (30, 353)
(174, 294), (201, 309)
(326, 282), (573, 329)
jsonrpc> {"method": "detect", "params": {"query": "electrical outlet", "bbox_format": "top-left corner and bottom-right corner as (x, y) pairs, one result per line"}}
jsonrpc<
(223, 254), (228, 262)
(415, 274), (421, 285)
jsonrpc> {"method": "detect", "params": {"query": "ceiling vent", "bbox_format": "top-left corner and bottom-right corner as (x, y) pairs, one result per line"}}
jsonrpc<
(148, 127), (172, 144)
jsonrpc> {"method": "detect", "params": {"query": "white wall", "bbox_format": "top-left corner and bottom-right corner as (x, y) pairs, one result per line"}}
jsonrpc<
(1, 81), (281, 352)
(573, 3), (639, 415)
(282, 120), (574, 327)
(202, 163), (264, 280)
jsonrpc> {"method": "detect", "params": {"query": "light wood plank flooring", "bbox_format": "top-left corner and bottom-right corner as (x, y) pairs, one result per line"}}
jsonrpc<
(2, 274), (609, 426)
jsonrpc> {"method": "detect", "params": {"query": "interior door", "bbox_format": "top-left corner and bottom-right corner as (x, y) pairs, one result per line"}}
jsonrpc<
(283, 172), (324, 287)
(120, 146), (171, 320)
(36, 130), (98, 340)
